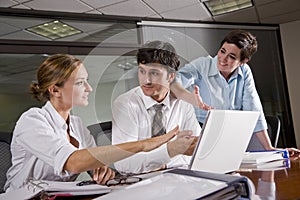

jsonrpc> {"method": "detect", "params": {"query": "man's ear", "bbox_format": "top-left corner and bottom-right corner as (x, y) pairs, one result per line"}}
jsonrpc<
(48, 85), (61, 97)
(168, 72), (176, 83)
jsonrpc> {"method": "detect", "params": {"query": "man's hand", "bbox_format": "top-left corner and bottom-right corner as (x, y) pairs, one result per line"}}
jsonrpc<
(167, 130), (199, 157)
(93, 166), (115, 185)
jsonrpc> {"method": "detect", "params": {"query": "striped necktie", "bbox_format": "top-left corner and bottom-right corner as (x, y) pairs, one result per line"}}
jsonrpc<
(151, 104), (166, 137)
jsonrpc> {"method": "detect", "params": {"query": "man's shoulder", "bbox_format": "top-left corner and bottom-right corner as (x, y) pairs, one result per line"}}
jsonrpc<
(113, 87), (143, 108)
(172, 98), (194, 110)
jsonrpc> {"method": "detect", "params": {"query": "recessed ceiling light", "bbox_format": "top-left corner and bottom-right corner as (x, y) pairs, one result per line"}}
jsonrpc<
(201, 0), (254, 16)
(26, 20), (82, 40)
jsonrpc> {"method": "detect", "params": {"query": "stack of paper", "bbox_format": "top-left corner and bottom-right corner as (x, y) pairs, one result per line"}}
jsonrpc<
(240, 159), (290, 171)
(0, 180), (111, 199)
(242, 150), (289, 164)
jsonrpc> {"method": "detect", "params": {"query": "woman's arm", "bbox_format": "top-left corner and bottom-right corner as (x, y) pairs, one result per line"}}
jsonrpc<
(64, 126), (179, 173)
(256, 130), (300, 158)
(171, 82), (211, 110)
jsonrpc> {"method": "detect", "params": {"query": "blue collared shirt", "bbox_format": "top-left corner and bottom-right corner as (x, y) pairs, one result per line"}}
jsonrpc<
(176, 55), (267, 133)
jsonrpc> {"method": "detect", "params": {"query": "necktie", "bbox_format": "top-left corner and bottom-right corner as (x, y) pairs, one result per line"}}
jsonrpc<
(151, 104), (166, 137)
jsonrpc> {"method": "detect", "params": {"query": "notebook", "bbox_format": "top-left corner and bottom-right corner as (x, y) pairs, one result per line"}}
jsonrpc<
(189, 110), (260, 174)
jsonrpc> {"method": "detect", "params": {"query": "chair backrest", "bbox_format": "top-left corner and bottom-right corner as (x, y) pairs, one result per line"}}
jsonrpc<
(87, 121), (112, 146)
(265, 115), (281, 148)
(0, 132), (12, 193)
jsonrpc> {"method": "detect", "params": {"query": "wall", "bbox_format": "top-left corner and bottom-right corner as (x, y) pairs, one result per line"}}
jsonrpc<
(280, 20), (300, 148)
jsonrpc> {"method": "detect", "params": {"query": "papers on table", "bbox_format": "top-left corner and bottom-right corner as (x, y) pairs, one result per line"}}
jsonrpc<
(242, 150), (289, 164)
(0, 180), (111, 200)
(240, 159), (291, 171)
(239, 150), (290, 171)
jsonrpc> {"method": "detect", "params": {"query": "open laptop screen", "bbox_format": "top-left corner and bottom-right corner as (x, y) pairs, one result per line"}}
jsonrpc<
(190, 110), (260, 173)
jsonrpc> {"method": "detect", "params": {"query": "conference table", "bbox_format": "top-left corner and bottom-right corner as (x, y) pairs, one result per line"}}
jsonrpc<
(239, 158), (300, 200)
(80, 158), (300, 200)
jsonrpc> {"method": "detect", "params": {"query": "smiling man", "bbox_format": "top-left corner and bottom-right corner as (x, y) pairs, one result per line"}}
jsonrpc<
(112, 41), (201, 174)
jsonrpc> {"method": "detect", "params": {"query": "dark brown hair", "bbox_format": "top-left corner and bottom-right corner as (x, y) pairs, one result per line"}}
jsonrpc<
(221, 30), (258, 61)
(137, 40), (180, 72)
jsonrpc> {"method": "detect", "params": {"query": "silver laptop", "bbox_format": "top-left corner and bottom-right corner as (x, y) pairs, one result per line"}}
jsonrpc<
(189, 110), (260, 173)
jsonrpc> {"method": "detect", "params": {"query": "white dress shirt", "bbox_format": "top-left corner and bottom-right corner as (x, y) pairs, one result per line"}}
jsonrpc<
(112, 87), (201, 174)
(4, 101), (96, 192)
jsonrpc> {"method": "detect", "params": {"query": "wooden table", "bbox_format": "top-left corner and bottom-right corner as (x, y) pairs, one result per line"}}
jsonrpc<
(78, 159), (300, 200)
(239, 158), (300, 199)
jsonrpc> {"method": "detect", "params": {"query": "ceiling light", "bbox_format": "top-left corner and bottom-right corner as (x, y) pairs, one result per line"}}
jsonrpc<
(26, 20), (81, 40)
(201, 0), (254, 16)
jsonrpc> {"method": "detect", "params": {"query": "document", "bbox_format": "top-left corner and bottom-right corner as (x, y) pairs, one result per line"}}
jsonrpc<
(242, 150), (289, 164)
(0, 180), (111, 200)
(239, 159), (290, 171)
(93, 168), (251, 200)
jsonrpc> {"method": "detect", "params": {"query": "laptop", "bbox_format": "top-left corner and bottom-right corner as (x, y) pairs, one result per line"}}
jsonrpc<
(189, 109), (260, 174)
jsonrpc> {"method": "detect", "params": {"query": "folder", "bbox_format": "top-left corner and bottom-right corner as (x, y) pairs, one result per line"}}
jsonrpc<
(94, 168), (251, 200)
(166, 168), (251, 200)
(0, 180), (111, 200)
(242, 150), (289, 164)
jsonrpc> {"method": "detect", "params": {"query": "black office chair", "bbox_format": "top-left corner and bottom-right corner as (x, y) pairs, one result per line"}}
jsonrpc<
(87, 121), (112, 146)
(0, 132), (12, 193)
(265, 115), (281, 148)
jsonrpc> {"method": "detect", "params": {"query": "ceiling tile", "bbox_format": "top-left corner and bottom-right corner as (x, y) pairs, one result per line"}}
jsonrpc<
(143, 0), (198, 13)
(253, 0), (278, 6)
(0, 30), (49, 40)
(0, 16), (49, 29)
(0, 0), (17, 7)
(80, 0), (128, 9)
(213, 7), (259, 23)
(24, 0), (93, 13)
(160, 3), (212, 21)
(99, 0), (157, 17)
(260, 10), (300, 24)
(257, 0), (300, 19)
(85, 9), (103, 14)
(0, 21), (20, 37)
(12, 4), (31, 9)
(14, 0), (33, 3)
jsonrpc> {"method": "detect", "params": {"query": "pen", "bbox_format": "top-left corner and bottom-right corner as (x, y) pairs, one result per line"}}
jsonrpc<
(76, 180), (97, 186)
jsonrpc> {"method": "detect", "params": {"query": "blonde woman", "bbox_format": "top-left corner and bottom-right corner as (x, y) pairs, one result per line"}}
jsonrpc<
(4, 54), (194, 192)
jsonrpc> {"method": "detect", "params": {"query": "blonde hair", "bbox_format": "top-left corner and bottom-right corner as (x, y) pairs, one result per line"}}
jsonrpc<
(30, 54), (81, 102)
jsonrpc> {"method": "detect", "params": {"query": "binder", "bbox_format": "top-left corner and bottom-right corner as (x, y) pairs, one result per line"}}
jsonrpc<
(94, 168), (252, 200)
(0, 180), (111, 200)
(166, 168), (251, 200)
(242, 150), (289, 164)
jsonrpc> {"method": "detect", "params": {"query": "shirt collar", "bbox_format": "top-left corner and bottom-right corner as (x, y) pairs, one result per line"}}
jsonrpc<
(137, 87), (172, 110)
(208, 56), (220, 77)
(43, 101), (68, 130)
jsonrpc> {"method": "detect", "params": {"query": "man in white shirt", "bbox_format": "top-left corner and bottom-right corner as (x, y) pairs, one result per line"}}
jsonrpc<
(112, 41), (201, 174)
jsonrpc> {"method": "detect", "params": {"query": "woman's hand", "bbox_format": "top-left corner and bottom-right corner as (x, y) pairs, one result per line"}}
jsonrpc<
(93, 166), (115, 185)
(286, 147), (300, 159)
(167, 130), (199, 157)
(140, 126), (179, 152)
(192, 85), (212, 110)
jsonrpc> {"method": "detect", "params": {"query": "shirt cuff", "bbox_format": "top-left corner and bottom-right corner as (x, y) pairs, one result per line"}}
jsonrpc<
(54, 144), (77, 176)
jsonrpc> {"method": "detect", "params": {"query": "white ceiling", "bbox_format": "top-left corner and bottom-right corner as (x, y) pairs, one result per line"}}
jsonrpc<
(0, 0), (299, 24)
(0, 0), (300, 94)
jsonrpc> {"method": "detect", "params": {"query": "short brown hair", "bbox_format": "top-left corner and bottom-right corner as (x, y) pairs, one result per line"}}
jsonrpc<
(30, 54), (81, 102)
(137, 40), (180, 73)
